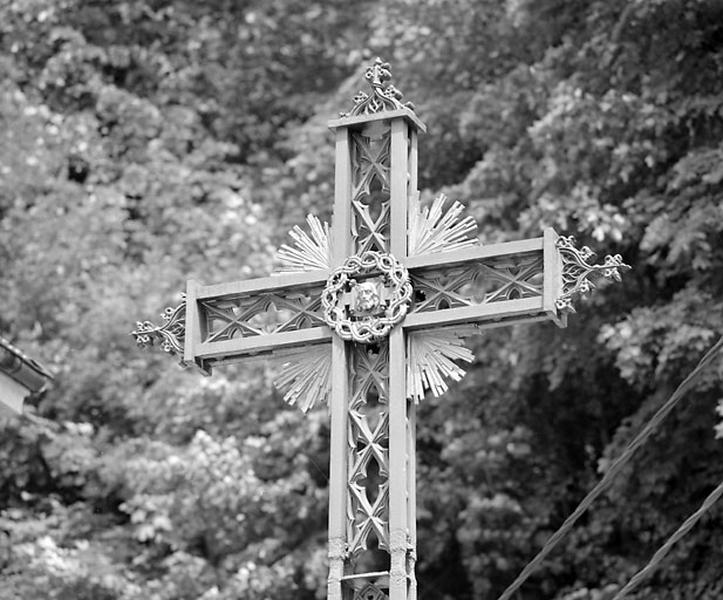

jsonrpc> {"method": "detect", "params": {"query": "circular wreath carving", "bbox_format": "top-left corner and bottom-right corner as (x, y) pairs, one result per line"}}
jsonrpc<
(322, 251), (412, 343)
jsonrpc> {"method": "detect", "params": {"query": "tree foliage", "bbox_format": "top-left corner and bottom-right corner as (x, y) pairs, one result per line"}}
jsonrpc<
(1, 1), (722, 598)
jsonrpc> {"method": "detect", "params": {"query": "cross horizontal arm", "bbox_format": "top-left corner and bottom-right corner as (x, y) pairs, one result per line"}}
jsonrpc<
(403, 229), (565, 332)
(183, 270), (331, 372)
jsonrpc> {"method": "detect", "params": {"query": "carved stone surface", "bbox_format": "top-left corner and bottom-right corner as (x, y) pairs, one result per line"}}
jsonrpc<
(322, 252), (412, 344)
(555, 235), (631, 313)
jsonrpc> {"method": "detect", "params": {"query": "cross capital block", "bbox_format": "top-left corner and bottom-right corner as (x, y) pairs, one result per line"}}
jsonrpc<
(131, 59), (630, 600)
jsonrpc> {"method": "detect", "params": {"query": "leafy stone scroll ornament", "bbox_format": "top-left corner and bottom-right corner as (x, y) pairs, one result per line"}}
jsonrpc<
(555, 235), (631, 313)
(342, 57), (415, 117)
(131, 301), (186, 358)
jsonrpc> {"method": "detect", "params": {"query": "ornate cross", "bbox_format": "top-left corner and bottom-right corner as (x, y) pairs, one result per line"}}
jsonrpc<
(133, 58), (629, 600)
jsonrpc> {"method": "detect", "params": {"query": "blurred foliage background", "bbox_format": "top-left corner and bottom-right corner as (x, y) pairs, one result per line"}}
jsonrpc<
(1, 0), (723, 598)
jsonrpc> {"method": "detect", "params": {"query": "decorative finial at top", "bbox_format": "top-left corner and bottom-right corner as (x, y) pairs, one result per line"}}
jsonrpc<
(341, 57), (415, 117)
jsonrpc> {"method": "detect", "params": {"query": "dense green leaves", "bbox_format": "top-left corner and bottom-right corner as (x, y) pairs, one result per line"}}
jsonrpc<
(1, 1), (722, 598)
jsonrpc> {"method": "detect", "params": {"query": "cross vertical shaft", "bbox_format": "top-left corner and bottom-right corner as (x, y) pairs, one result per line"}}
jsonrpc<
(326, 103), (426, 600)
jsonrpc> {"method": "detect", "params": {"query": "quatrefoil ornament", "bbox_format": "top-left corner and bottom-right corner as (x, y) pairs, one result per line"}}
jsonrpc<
(321, 251), (412, 343)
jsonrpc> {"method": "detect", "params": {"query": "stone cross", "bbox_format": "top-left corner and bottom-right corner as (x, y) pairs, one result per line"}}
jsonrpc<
(133, 58), (629, 600)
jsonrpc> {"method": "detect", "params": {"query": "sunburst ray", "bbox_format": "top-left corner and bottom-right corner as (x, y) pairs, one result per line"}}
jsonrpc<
(275, 214), (331, 273)
(273, 344), (332, 413)
(408, 193), (478, 256)
(407, 326), (477, 402)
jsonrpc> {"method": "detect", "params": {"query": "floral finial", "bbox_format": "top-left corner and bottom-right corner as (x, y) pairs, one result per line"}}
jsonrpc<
(341, 57), (415, 117)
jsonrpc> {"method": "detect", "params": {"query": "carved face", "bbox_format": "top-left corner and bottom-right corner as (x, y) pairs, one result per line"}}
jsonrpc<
(353, 281), (381, 315)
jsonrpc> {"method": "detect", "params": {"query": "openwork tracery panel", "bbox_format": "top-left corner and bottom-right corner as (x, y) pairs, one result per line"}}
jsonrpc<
(200, 287), (326, 342)
(351, 127), (391, 254)
(347, 343), (390, 558)
(353, 581), (389, 600)
(410, 252), (544, 313)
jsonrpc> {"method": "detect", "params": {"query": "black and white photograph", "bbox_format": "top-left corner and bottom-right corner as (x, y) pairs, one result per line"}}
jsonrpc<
(1, 1), (722, 599)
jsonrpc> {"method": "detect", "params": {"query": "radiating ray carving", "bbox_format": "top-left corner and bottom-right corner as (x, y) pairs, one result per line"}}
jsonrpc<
(408, 193), (478, 256)
(276, 214), (331, 273)
(273, 344), (332, 413)
(407, 326), (476, 402)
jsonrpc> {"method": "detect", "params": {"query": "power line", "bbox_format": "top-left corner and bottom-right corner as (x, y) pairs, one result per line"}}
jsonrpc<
(611, 478), (723, 600)
(496, 335), (723, 600)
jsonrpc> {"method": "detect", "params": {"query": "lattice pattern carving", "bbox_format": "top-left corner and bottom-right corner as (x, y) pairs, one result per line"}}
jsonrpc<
(351, 128), (391, 253)
(201, 287), (325, 342)
(354, 582), (389, 600)
(410, 253), (544, 313)
(347, 344), (390, 556)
